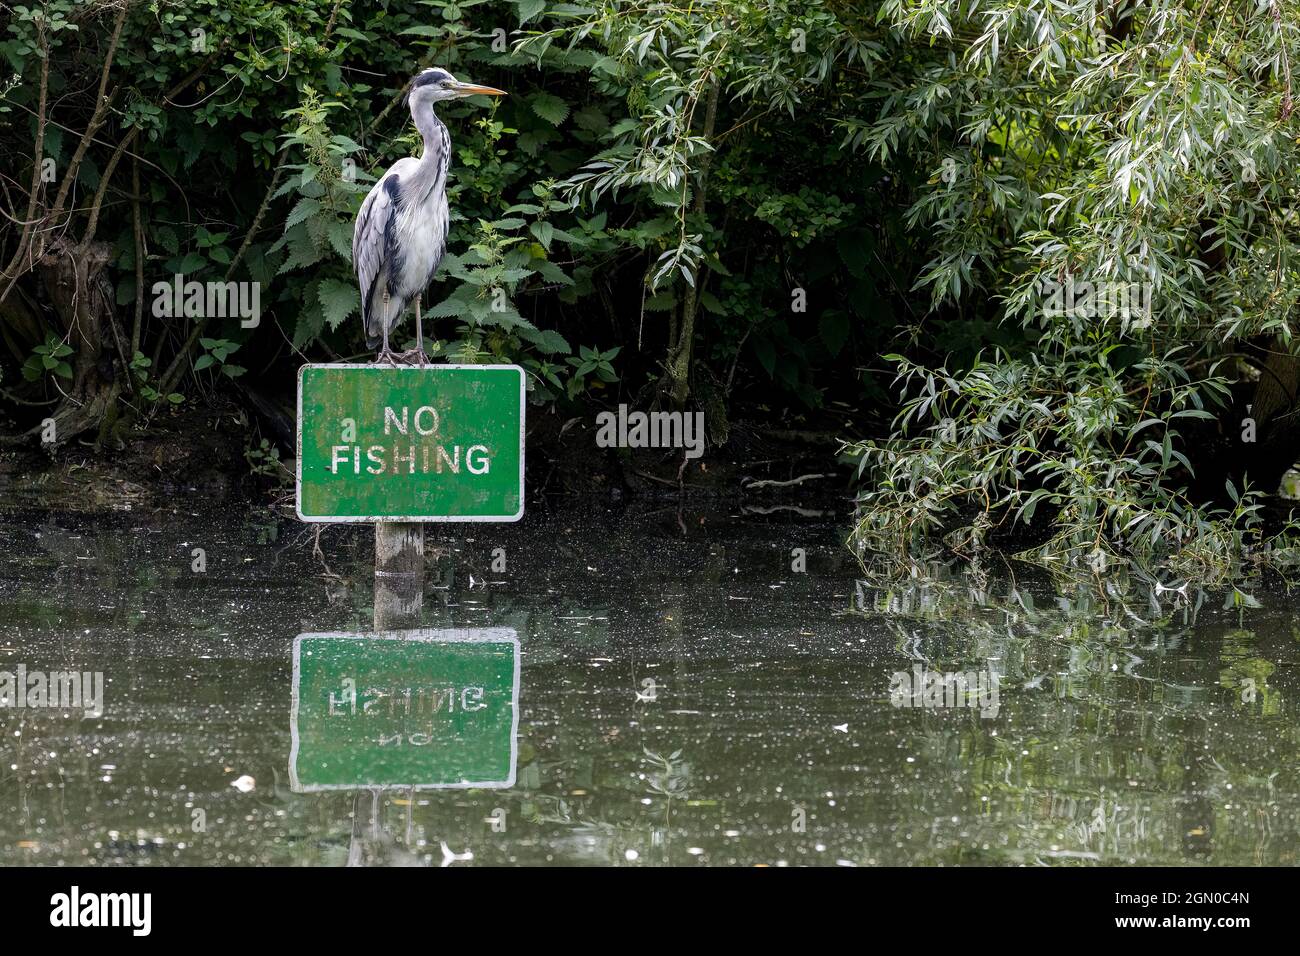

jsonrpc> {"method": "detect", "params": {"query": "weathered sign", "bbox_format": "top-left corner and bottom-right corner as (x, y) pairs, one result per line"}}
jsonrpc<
(296, 363), (524, 522)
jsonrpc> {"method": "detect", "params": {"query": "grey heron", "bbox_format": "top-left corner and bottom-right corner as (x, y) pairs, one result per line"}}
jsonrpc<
(353, 67), (506, 363)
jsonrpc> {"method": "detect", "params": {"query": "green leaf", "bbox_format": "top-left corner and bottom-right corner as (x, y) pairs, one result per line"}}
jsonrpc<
(532, 259), (573, 286)
(517, 0), (546, 24)
(699, 291), (725, 315)
(836, 229), (873, 277)
(530, 220), (555, 250)
(286, 197), (321, 230)
(529, 93), (569, 126)
(328, 221), (353, 261)
(644, 291), (676, 312)
(429, 294), (471, 319)
(519, 327), (570, 354)
(573, 106), (607, 132)
(318, 278), (361, 331)
(480, 300), (526, 330)
(292, 305), (326, 349)
(156, 226), (180, 256)
(516, 130), (553, 157)
(278, 233), (325, 274)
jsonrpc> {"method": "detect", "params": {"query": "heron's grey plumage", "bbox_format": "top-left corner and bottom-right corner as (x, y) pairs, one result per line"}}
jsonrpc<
(353, 68), (504, 357)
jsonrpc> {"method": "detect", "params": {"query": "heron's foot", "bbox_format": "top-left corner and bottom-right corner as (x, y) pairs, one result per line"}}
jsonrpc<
(396, 346), (428, 367)
(373, 347), (399, 366)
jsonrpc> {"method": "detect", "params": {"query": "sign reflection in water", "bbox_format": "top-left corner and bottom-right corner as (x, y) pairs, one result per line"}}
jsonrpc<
(290, 629), (519, 791)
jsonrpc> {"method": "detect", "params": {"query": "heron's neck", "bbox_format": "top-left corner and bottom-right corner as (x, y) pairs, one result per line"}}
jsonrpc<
(408, 103), (448, 201)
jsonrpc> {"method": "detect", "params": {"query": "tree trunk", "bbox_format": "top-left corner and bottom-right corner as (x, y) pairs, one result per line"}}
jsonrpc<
(662, 76), (722, 410)
(1241, 339), (1300, 493)
(33, 238), (123, 447)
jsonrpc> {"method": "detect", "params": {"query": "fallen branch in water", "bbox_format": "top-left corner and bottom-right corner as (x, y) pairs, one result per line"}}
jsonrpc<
(633, 469), (710, 491)
(742, 473), (831, 491)
(742, 504), (831, 517)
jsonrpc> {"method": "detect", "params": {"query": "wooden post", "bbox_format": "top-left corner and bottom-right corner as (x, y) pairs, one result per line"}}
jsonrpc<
(373, 349), (426, 632)
(365, 358), (425, 855)
(374, 522), (423, 630)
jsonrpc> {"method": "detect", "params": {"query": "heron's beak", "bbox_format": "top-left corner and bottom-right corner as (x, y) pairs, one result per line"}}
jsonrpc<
(451, 81), (507, 99)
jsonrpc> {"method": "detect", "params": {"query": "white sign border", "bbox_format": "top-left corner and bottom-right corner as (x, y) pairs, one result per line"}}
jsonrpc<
(289, 628), (521, 793)
(295, 363), (526, 523)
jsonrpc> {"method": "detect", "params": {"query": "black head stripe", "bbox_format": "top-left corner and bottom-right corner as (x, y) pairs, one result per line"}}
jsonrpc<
(412, 68), (453, 90)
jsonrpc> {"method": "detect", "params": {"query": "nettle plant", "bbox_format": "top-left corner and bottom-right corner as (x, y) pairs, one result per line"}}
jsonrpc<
(272, 91), (369, 349)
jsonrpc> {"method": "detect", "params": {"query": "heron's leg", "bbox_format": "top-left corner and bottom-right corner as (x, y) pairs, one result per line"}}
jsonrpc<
(414, 294), (425, 366)
(375, 291), (397, 365)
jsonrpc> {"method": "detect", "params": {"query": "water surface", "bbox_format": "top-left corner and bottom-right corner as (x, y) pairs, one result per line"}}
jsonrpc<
(0, 504), (1295, 865)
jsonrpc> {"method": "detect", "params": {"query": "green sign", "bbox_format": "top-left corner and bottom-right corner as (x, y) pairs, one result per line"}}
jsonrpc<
(296, 363), (525, 522)
(289, 629), (520, 792)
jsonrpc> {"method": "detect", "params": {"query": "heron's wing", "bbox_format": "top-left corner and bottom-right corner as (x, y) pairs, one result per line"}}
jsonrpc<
(353, 173), (399, 341)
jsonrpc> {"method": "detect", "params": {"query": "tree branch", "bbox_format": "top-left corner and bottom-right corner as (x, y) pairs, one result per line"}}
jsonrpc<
(0, 23), (49, 302)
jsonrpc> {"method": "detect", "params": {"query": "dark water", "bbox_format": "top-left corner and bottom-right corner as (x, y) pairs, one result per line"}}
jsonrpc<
(0, 503), (1295, 866)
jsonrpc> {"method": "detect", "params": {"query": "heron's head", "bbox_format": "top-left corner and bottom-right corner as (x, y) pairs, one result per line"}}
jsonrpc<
(407, 68), (506, 110)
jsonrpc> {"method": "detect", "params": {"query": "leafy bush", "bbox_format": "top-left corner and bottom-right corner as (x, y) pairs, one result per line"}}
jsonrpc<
(4, 0), (1300, 581)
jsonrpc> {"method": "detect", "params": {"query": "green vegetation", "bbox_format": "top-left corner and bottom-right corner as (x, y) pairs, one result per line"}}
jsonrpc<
(847, 0), (1300, 582)
(3, 1), (1300, 578)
